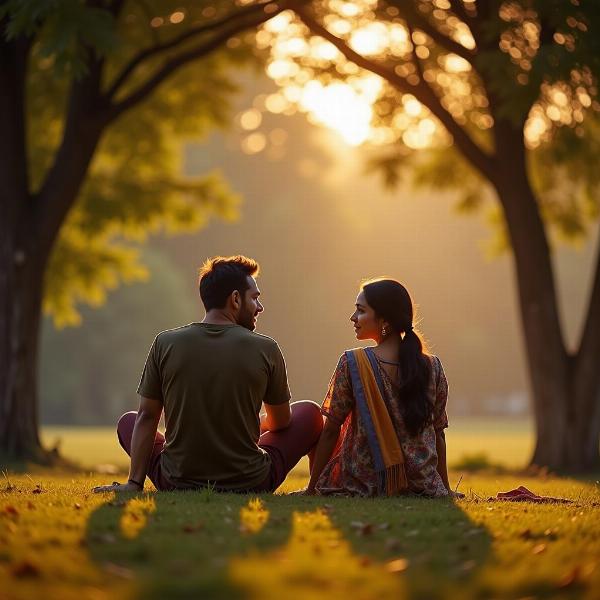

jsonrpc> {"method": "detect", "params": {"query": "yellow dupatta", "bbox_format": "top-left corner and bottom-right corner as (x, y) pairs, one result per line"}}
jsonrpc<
(346, 348), (408, 495)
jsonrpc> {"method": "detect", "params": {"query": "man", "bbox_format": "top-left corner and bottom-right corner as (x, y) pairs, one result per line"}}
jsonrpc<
(93, 255), (323, 493)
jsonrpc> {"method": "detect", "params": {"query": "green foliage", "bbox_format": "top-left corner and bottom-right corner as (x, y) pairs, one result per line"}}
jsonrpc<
(43, 231), (149, 329)
(530, 115), (600, 244)
(365, 143), (413, 189)
(2, 0), (118, 77)
(529, 0), (600, 83)
(15, 1), (262, 326)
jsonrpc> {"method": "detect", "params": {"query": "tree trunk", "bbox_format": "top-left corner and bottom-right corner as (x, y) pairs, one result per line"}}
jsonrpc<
(0, 126), (106, 460)
(493, 120), (600, 472)
(0, 30), (107, 460)
(0, 217), (49, 461)
(0, 32), (48, 460)
(567, 383), (600, 470)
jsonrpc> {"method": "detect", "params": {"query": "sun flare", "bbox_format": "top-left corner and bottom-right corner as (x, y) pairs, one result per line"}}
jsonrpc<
(244, 2), (595, 155)
(254, 6), (445, 150)
(299, 78), (381, 146)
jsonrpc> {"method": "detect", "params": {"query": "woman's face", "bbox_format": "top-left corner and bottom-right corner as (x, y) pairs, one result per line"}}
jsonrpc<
(350, 290), (384, 342)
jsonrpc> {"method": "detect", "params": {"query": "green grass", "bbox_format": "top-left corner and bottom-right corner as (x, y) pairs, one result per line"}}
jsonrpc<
(2, 471), (599, 600)
(1, 423), (598, 599)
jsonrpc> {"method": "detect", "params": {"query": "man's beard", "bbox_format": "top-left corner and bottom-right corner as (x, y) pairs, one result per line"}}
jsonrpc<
(238, 302), (256, 331)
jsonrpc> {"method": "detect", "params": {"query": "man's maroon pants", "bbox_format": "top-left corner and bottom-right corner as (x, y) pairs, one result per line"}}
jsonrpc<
(116, 400), (323, 492)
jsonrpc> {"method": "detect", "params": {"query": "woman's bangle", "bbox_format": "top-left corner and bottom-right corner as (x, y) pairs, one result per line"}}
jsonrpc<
(128, 478), (144, 489)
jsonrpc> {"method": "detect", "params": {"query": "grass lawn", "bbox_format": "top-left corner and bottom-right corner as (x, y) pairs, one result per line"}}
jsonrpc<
(2, 423), (599, 600)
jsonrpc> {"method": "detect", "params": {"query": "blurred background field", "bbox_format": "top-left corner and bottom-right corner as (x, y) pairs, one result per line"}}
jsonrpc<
(42, 417), (533, 472)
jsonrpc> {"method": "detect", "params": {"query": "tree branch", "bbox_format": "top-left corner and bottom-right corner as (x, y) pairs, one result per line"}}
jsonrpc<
(388, 0), (477, 63)
(449, 0), (474, 26)
(109, 2), (285, 117)
(36, 59), (110, 251)
(406, 22), (424, 80)
(463, 0), (500, 54)
(107, 1), (280, 100)
(294, 7), (496, 181)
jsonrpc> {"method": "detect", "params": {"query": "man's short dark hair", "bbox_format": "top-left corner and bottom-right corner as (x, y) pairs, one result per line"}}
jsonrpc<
(198, 255), (260, 311)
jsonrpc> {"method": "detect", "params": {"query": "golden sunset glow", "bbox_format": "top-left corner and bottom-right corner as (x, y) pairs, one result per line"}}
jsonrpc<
(230, 510), (407, 599)
(349, 22), (389, 55)
(239, 108), (262, 130)
(299, 77), (381, 145)
(244, 2), (598, 154)
(253, 5), (461, 150)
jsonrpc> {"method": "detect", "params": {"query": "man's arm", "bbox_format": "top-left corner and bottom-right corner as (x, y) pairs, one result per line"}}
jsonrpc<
(260, 402), (291, 433)
(127, 396), (163, 485)
(93, 396), (162, 493)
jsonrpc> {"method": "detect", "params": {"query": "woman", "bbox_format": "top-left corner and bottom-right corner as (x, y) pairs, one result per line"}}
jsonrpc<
(304, 278), (460, 498)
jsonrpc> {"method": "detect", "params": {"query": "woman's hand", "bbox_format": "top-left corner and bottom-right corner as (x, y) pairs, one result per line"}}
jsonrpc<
(92, 481), (142, 494)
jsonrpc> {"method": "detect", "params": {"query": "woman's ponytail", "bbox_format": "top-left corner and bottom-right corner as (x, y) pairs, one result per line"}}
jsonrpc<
(397, 327), (433, 436)
(362, 280), (434, 436)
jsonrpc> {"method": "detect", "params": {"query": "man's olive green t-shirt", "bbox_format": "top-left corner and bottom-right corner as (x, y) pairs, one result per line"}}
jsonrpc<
(137, 323), (291, 490)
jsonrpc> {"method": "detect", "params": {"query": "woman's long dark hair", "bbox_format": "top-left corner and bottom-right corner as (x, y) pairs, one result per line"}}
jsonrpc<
(362, 279), (433, 436)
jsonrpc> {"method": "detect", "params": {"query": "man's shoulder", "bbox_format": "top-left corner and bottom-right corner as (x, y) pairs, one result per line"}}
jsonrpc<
(154, 324), (194, 344)
(243, 330), (281, 351)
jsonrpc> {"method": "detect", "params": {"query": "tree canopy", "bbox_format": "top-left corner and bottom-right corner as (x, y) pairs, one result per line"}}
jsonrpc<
(254, 0), (599, 249)
(3, 0), (279, 326)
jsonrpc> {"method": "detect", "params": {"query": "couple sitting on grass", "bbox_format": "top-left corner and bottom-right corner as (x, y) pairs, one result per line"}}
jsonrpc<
(93, 255), (462, 498)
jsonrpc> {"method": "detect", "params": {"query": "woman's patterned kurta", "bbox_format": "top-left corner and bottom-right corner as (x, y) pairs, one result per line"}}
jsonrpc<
(316, 351), (449, 497)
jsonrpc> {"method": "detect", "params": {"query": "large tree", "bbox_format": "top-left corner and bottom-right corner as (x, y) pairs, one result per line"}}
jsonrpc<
(267, 0), (599, 470)
(0, 0), (284, 461)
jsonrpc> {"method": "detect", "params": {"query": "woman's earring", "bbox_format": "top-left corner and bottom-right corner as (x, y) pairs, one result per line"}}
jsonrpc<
(381, 326), (387, 337)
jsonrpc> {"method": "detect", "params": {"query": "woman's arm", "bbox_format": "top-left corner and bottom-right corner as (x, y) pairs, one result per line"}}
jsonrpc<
(435, 429), (451, 491)
(305, 418), (341, 494)
(436, 429), (464, 498)
(432, 358), (462, 497)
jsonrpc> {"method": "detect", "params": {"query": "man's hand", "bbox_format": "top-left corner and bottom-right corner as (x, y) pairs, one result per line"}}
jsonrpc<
(92, 481), (142, 494)
(287, 487), (318, 496)
(448, 490), (465, 499)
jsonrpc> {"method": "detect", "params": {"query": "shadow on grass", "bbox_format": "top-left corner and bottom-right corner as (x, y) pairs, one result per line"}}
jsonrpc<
(85, 490), (293, 599)
(85, 490), (492, 600)
(321, 496), (493, 600)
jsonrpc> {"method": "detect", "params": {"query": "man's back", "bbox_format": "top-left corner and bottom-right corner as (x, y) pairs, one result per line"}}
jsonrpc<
(137, 323), (290, 490)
